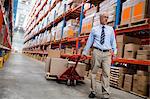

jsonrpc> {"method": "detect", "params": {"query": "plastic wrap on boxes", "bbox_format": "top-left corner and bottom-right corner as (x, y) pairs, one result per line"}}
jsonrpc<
(81, 14), (95, 34)
(63, 25), (79, 38)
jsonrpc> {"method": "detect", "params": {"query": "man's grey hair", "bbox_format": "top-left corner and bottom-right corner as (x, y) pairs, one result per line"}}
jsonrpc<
(99, 12), (109, 16)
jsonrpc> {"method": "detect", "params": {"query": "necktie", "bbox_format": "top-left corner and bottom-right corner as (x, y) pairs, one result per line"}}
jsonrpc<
(100, 26), (105, 45)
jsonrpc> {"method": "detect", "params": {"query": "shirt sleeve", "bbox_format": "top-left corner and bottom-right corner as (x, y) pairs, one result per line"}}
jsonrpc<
(82, 28), (94, 55)
(111, 28), (117, 55)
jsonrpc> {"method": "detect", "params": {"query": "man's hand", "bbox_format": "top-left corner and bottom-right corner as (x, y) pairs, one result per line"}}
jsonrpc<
(110, 50), (117, 59)
(81, 54), (87, 61)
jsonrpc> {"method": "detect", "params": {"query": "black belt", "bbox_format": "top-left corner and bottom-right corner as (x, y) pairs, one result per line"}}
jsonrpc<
(93, 47), (110, 52)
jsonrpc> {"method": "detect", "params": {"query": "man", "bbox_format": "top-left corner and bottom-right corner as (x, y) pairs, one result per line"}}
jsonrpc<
(82, 12), (117, 99)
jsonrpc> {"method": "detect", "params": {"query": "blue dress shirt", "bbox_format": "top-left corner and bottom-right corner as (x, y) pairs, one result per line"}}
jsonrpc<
(82, 24), (117, 55)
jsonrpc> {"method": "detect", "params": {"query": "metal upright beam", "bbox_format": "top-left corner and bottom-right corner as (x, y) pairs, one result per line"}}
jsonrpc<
(60, 4), (66, 49)
(76, 3), (84, 52)
(114, 0), (121, 29)
(78, 3), (84, 36)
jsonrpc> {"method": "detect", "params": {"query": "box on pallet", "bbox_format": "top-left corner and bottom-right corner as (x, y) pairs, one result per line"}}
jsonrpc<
(48, 49), (61, 58)
(66, 19), (79, 26)
(81, 15), (94, 34)
(67, 0), (82, 9)
(68, 61), (86, 77)
(121, 0), (133, 25)
(45, 57), (68, 76)
(63, 25), (78, 38)
(55, 28), (62, 40)
(131, 0), (150, 22)
(65, 48), (74, 55)
(85, 7), (97, 17)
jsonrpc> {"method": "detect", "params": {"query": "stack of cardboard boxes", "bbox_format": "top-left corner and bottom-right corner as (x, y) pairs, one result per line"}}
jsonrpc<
(132, 70), (149, 96)
(81, 7), (97, 34)
(116, 35), (141, 58)
(121, 0), (150, 25)
(124, 43), (140, 59)
(136, 45), (150, 60)
(63, 19), (79, 39)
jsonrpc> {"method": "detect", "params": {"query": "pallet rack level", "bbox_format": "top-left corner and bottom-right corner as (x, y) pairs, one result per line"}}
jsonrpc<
(0, 0), (12, 49)
(23, 0), (150, 67)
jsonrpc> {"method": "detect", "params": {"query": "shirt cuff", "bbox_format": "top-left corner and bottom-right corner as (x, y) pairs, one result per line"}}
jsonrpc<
(114, 49), (117, 55)
(82, 50), (88, 55)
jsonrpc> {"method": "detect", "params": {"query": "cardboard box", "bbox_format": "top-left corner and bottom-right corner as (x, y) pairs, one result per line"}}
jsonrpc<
(118, 74), (124, 88)
(124, 51), (137, 59)
(137, 70), (149, 76)
(136, 54), (150, 60)
(132, 74), (139, 93)
(68, 61), (86, 77)
(116, 35), (141, 44)
(85, 7), (97, 17)
(137, 50), (150, 55)
(65, 48), (74, 55)
(124, 74), (133, 83)
(123, 74), (133, 91)
(137, 75), (148, 96)
(45, 58), (68, 76)
(124, 44), (140, 51)
(121, 0), (133, 24)
(117, 42), (124, 58)
(48, 49), (61, 58)
(132, 72), (148, 96)
(142, 45), (150, 50)
(124, 82), (132, 91)
(131, 0), (150, 22)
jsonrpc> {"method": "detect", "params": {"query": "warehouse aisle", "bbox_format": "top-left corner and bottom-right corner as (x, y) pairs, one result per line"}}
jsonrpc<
(0, 53), (143, 99)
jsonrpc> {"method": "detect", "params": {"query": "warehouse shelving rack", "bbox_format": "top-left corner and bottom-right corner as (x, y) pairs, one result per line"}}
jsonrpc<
(23, 0), (150, 66)
(0, 0), (13, 67)
(23, 0), (149, 97)
(0, 0), (13, 50)
(22, 0), (122, 58)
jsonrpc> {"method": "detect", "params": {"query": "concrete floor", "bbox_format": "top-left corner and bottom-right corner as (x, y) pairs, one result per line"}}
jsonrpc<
(0, 53), (144, 99)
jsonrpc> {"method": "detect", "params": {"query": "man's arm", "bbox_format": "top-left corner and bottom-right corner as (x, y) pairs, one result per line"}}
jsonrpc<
(111, 29), (117, 55)
(82, 29), (95, 55)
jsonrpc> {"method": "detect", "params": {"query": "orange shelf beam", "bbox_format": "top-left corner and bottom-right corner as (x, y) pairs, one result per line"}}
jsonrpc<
(113, 58), (150, 66)
(116, 24), (150, 34)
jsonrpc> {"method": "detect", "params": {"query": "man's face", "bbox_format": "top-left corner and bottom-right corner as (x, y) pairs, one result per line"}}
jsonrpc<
(100, 13), (108, 25)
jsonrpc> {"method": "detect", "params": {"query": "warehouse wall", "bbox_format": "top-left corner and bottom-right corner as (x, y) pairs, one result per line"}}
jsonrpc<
(12, 31), (24, 52)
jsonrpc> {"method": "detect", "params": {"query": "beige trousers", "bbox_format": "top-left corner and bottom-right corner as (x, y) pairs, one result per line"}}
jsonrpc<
(91, 48), (111, 98)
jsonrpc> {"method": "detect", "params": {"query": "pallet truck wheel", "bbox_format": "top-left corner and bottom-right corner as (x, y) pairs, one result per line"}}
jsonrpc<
(67, 79), (71, 86)
(73, 80), (77, 86)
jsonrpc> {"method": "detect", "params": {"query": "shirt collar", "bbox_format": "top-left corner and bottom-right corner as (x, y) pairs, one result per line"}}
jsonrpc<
(99, 24), (106, 28)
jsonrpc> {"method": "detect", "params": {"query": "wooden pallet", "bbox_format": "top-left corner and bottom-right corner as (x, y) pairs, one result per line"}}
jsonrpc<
(80, 32), (90, 36)
(116, 18), (150, 30)
(116, 24), (129, 30)
(45, 73), (57, 80)
(131, 18), (149, 27)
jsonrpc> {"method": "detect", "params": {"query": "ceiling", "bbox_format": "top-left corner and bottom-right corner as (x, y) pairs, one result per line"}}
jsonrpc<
(15, 0), (36, 31)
